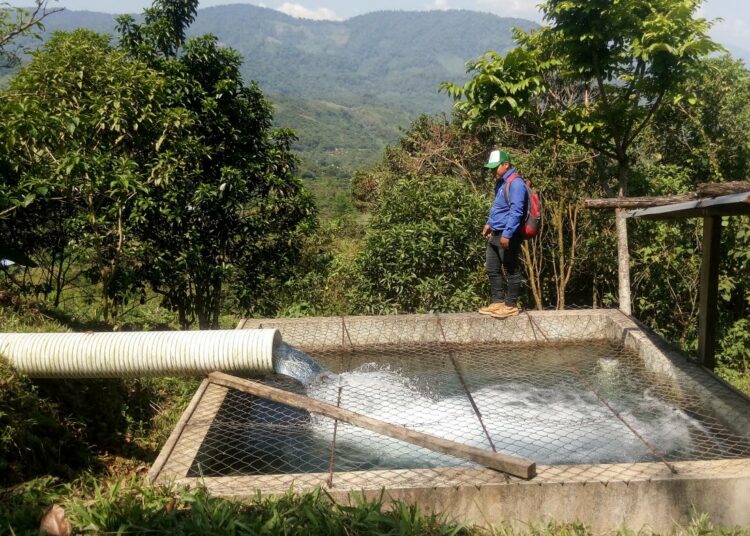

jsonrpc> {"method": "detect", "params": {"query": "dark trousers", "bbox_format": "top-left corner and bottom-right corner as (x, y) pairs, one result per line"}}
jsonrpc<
(485, 232), (522, 306)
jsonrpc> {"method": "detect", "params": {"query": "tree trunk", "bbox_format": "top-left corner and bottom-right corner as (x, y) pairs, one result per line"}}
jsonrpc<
(210, 279), (222, 329)
(197, 287), (209, 330)
(178, 301), (191, 330)
(616, 162), (632, 316)
(521, 241), (543, 311)
(53, 246), (65, 307)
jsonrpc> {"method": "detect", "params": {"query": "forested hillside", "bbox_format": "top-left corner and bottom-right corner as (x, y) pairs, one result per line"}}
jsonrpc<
(14, 6), (533, 193)
(35, 6), (532, 112)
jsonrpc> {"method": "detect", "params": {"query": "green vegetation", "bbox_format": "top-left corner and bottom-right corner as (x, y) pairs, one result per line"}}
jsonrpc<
(345, 175), (488, 314)
(442, 0), (720, 315)
(0, 1), (60, 68)
(1, 0), (749, 533)
(32, 6), (532, 114)
(1, 1), (314, 329)
(12, 6), (537, 196)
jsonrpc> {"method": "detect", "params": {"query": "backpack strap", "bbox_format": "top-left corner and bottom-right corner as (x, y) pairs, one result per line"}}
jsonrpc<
(502, 173), (523, 204)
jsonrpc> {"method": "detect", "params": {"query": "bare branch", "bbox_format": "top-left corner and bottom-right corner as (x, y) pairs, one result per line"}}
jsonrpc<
(626, 89), (665, 147)
(0, 1), (63, 61)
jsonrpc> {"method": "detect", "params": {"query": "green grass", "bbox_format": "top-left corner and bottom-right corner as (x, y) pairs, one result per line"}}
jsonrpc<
(2, 477), (749, 535)
(717, 366), (750, 397)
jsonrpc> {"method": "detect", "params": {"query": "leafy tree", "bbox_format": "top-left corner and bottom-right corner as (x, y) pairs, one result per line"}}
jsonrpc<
(116, 0), (197, 60)
(0, 0), (61, 247)
(641, 56), (750, 183)
(117, 1), (315, 328)
(442, 0), (721, 314)
(630, 57), (750, 368)
(347, 175), (487, 314)
(0, 30), (193, 319)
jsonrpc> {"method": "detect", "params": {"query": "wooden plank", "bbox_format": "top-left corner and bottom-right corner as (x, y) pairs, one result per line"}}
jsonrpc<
(585, 194), (696, 209)
(586, 183), (750, 210)
(698, 216), (722, 370)
(148, 379), (210, 482)
(208, 372), (537, 479)
(698, 181), (750, 197)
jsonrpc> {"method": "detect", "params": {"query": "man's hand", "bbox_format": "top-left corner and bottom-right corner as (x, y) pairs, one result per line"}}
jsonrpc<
(500, 236), (510, 249)
(482, 224), (491, 238)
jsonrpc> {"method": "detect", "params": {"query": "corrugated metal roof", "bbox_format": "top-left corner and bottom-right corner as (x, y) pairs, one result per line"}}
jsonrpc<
(626, 191), (750, 220)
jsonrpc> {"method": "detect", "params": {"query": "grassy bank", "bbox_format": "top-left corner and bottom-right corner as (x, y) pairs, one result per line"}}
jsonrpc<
(2, 477), (749, 535)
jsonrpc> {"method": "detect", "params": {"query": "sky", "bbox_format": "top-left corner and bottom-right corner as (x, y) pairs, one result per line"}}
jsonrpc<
(7, 0), (750, 52)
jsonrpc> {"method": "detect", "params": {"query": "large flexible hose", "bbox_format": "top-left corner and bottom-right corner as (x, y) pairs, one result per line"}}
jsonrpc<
(0, 329), (280, 378)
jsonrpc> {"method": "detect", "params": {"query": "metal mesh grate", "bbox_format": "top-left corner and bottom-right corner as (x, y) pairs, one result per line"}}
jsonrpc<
(152, 311), (750, 494)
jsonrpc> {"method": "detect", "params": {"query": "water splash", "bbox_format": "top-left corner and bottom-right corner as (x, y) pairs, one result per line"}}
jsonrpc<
(269, 344), (721, 470)
(305, 357), (715, 469)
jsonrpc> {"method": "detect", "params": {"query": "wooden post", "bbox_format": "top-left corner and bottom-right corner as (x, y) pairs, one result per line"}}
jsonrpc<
(208, 372), (537, 479)
(698, 216), (722, 370)
(616, 208), (632, 316)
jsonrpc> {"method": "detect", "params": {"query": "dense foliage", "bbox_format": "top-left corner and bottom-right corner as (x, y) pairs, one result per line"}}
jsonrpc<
(0, 2), (315, 328)
(7, 6), (540, 193)
(347, 175), (488, 314)
(1, 30), (192, 317)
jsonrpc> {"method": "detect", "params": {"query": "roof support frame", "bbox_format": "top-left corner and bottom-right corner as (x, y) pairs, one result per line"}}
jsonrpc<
(698, 216), (722, 370)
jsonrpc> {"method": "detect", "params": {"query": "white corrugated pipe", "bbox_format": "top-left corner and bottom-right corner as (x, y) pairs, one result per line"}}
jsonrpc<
(0, 329), (280, 379)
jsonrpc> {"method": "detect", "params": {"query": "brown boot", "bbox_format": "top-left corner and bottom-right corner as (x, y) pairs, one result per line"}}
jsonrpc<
(479, 302), (506, 315)
(489, 304), (520, 319)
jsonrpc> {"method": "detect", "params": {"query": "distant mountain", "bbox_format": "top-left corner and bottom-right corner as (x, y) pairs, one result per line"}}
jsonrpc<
(37, 6), (534, 114)
(16, 6), (536, 190)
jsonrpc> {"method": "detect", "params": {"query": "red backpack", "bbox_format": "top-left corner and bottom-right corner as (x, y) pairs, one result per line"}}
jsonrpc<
(503, 173), (542, 239)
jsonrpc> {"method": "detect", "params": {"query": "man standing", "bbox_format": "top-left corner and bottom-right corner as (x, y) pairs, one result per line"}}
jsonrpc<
(479, 149), (526, 319)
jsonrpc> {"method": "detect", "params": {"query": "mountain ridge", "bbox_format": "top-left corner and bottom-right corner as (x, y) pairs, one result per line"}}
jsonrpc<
(34, 5), (535, 113)
(14, 6), (535, 190)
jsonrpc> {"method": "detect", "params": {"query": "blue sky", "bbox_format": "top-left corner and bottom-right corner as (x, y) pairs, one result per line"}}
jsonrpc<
(8, 0), (750, 53)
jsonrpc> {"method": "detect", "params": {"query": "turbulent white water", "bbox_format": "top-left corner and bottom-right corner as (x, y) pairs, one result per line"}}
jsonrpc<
(271, 345), (719, 469)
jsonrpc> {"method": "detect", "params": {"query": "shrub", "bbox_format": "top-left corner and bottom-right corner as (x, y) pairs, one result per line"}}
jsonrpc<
(347, 175), (488, 314)
(0, 357), (90, 485)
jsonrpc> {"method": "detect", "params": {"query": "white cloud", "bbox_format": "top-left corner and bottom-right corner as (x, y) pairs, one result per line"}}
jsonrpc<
(427, 0), (449, 10)
(277, 2), (341, 20)
(474, 0), (543, 21)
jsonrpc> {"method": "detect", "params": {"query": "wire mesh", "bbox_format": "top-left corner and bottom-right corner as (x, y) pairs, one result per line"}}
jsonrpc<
(153, 310), (750, 495)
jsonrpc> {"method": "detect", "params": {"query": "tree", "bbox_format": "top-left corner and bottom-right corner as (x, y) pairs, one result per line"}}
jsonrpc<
(629, 56), (750, 367)
(347, 175), (487, 314)
(0, 30), (194, 317)
(0, 1), (61, 231)
(116, 0), (197, 60)
(117, 1), (315, 329)
(442, 0), (720, 314)
(642, 56), (750, 183)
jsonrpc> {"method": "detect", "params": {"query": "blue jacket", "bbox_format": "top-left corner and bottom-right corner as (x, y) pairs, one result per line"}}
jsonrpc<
(487, 167), (527, 239)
